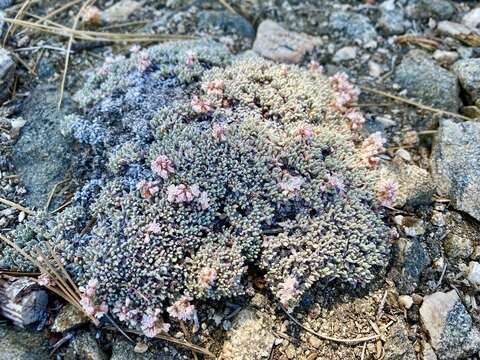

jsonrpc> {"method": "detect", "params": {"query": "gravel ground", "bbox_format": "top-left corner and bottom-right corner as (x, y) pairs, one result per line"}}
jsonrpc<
(0, 0), (480, 359)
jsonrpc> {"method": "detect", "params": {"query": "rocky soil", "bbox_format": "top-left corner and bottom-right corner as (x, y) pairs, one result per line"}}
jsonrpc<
(0, 0), (480, 359)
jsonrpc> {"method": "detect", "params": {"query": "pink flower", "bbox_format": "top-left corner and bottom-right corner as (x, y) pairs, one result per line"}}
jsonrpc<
(360, 132), (386, 167)
(377, 178), (399, 207)
(346, 109), (365, 129)
(329, 72), (360, 111)
(297, 126), (313, 139)
(96, 56), (114, 76)
(37, 274), (54, 287)
(198, 191), (210, 210)
(95, 302), (108, 319)
(167, 297), (195, 321)
(326, 174), (345, 192)
(137, 180), (159, 199)
(212, 122), (227, 141)
(166, 184), (201, 203)
(278, 175), (304, 198)
(191, 96), (212, 114)
(79, 278), (98, 298)
(185, 51), (197, 66)
(201, 80), (225, 96)
(129, 44), (141, 53)
(141, 309), (170, 338)
(198, 267), (217, 288)
(308, 61), (324, 73)
(147, 222), (161, 234)
(80, 296), (96, 316)
(277, 276), (299, 309)
(113, 298), (139, 327)
(151, 155), (174, 179)
(137, 51), (151, 72)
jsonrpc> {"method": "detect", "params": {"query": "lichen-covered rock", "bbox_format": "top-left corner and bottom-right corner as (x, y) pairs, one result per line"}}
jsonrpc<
(383, 320), (416, 360)
(420, 290), (480, 360)
(431, 119), (480, 221)
(64, 332), (108, 360)
(329, 11), (377, 44)
(394, 50), (461, 111)
(3, 40), (393, 337)
(0, 326), (49, 360)
(51, 304), (89, 333)
(408, 0), (456, 20)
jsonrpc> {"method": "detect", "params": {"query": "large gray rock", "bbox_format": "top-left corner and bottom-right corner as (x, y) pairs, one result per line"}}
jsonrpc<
(0, 48), (15, 104)
(420, 290), (480, 360)
(384, 320), (416, 360)
(452, 59), (480, 107)
(0, 326), (49, 360)
(221, 307), (276, 360)
(394, 50), (461, 111)
(253, 20), (320, 64)
(329, 11), (378, 44)
(12, 85), (73, 209)
(379, 0), (406, 35)
(431, 119), (480, 221)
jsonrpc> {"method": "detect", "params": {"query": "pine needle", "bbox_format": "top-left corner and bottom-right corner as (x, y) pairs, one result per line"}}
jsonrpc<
(0, 197), (34, 215)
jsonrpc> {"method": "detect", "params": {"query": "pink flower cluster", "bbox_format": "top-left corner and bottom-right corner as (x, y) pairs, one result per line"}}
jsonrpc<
(79, 279), (108, 319)
(137, 180), (159, 199)
(113, 298), (139, 328)
(377, 178), (399, 207)
(166, 184), (210, 209)
(37, 273), (55, 287)
(345, 109), (366, 130)
(329, 72), (360, 111)
(167, 297), (196, 321)
(140, 309), (170, 338)
(201, 80), (225, 96)
(359, 132), (386, 167)
(212, 122), (228, 141)
(151, 155), (174, 179)
(185, 51), (197, 66)
(96, 56), (115, 76)
(325, 174), (345, 192)
(308, 61), (324, 73)
(278, 174), (305, 198)
(137, 51), (152, 72)
(198, 267), (217, 288)
(191, 95), (212, 114)
(147, 222), (161, 234)
(277, 276), (299, 309)
(297, 126), (313, 139)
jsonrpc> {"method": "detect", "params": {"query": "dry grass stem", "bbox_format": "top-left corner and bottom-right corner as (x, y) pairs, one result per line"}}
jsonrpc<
(0, 197), (34, 215)
(359, 85), (471, 121)
(279, 304), (380, 345)
(2, 0), (34, 46)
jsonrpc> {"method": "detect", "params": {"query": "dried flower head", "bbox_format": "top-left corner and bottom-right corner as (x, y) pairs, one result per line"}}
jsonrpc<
(167, 297), (195, 321)
(377, 178), (399, 207)
(191, 96), (212, 114)
(151, 155), (174, 179)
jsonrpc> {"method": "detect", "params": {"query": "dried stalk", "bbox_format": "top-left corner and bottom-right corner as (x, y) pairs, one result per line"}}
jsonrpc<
(0, 197), (34, 215)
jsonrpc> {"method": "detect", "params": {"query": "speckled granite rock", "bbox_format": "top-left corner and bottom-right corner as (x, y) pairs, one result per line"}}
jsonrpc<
(431, 119), (480, 221)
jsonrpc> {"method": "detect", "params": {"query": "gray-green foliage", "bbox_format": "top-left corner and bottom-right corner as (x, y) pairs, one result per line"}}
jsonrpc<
(2, 40), (390, 328)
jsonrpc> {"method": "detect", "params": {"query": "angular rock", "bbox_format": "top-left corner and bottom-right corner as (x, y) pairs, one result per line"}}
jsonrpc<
(51, 304), (89, 333)
(437, 21), (480, 47)
(379, 0), (406, 35)
(409, 0), (456, 20)
(467, 261), (480, 286)
(332, 46), (357, 62)
(0, 48), (15, 104)
(329, 11), (377, 44)
(221, 307), (276, 360)
(103, 0), (141, 23)
(196, 10), (255, 42)
(386, 162), (434, 207)
(452, 59), (480, 107)
(0, 326), (49, 360)
(390, 237), (430, 294)
(444, 233), (473, 260)
(383, 320), (416, 360)
(253, 20), (320, 64)
(431, 119), (480, 221)
(394, 50), (461, 111)
(12, 85), (73, 209)
(420, 290), (480, 359)
(64, 332), (107, 360)
(463, 7), (480, 29)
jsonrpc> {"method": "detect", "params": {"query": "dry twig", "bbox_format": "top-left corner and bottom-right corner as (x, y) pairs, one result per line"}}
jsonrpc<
(0, 197), (34, 215)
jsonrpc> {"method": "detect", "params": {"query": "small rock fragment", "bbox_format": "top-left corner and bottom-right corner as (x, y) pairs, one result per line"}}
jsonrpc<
(221, 307), (276, 360)
(437, 21), (480, 47)
(103, 0), (141, 23)
(409, 0), (456, 20)
(463, 7), (480, 29)
(383, 320), (416, 360)
(445, 233), (473, 260)
(420, 290), (480, 359)
(398, 295), (414, 310)
(52, 304), (89, 333)
(378, 0), (406, 35)
(329, 11), (378, 44)
(253, 20), (320, 64)
(332, 46), (357, 62)
(467, 261), (480, 286)
(432, 50), (458, 65)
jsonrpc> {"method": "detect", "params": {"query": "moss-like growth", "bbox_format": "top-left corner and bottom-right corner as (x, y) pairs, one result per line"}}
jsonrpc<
(2, 40), (393, 336)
